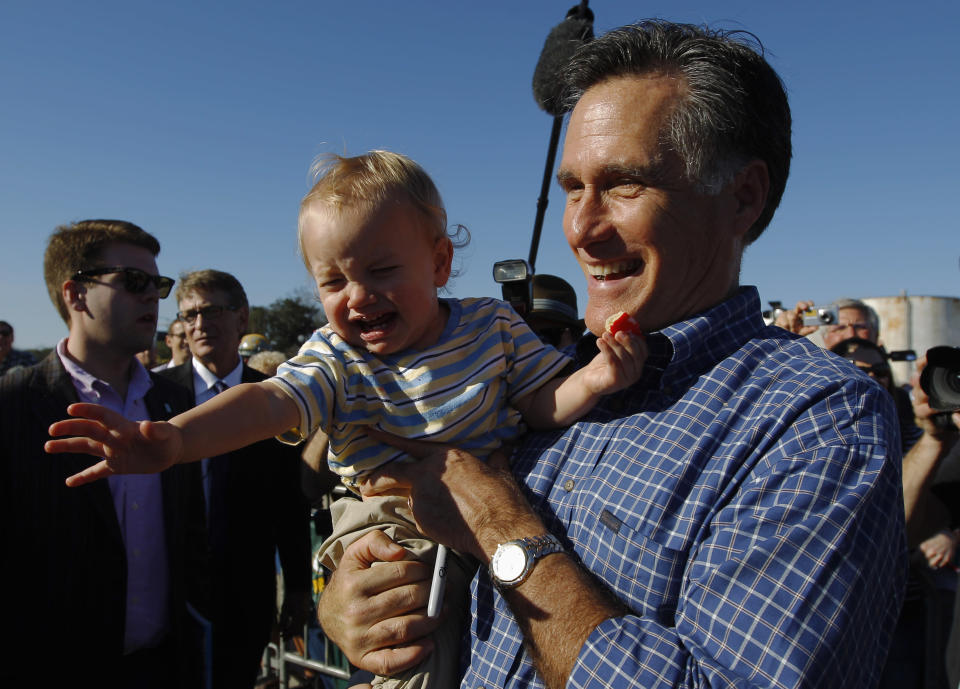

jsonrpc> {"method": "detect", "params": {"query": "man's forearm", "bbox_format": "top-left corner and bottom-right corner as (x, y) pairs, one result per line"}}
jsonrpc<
(500, 554), (624, 689)
(902, 431), (950, 523)
(469, 496), (622, 689)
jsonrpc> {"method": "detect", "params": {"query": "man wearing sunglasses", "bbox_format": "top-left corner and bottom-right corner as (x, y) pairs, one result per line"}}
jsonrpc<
(160, 269), (312, 689)
(0, 220), (207, 687)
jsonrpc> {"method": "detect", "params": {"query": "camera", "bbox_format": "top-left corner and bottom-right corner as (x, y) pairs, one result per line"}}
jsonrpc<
(493, 259), (532, 317)
(920, 345), (960, 412)
(801, 305), (839, 327)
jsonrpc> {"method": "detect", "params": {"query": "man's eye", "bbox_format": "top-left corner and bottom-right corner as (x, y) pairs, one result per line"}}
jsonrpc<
(373, 266), (398, 275)
(320, 278), (344, 289)
(613, 180), (644, 195)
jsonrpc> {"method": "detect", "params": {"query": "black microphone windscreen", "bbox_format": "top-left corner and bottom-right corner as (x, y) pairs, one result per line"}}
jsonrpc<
(532, 12), (594, 116)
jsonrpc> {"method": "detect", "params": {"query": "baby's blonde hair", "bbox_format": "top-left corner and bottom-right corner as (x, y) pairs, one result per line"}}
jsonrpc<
(299, 150), (461, 269)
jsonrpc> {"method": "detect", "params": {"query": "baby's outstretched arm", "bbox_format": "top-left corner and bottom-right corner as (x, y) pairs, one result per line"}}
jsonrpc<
(516, 327), (647, 429)
(46, 381), (300, 487)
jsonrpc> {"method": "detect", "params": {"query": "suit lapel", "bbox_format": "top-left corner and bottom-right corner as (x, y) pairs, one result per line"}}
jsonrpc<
(34, 354), (122, 543)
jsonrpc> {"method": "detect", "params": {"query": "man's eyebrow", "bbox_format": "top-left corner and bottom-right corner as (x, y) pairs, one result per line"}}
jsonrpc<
(557, 162), (668, 187)
(602, 162), (669, 183)
(556, 169), (578, 187)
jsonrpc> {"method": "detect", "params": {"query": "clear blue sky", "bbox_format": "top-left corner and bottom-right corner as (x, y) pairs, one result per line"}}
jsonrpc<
(3, 0), (958, 349)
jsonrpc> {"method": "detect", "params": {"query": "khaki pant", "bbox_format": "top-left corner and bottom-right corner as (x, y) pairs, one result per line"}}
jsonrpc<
(319, 496), (474, 689)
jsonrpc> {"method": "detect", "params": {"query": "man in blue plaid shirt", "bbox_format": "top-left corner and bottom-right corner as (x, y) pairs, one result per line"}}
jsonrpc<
(318, 21), (907, 689)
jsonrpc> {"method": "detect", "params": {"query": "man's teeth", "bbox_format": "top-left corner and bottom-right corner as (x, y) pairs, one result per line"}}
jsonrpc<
(588, 261), (641, 280)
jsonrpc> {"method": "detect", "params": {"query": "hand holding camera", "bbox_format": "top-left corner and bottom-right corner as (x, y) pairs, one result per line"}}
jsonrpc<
(770, 300), (836, 337)
(914, 349), (960, 436)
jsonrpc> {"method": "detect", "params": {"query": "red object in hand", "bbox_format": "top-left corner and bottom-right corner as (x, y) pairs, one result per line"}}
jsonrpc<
(605, 312), (643, 337)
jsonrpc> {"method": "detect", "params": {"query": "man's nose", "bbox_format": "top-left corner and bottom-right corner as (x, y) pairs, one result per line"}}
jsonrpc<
(565, 190), (614, 247)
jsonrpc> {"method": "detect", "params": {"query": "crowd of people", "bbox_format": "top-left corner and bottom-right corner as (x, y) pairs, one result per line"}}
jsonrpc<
(2, 17), (958, 689)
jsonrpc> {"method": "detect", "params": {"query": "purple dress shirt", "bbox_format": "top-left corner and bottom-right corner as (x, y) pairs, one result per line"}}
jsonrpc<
(57, 339), (170, 654)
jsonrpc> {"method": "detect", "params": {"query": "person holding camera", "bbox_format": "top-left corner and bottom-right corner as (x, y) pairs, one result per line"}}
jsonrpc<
(773, 297), (879, 347)
(901, 353), (960, 688)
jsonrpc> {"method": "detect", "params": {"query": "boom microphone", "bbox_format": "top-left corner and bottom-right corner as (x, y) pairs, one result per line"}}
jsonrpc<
(532, 2), (595, 116)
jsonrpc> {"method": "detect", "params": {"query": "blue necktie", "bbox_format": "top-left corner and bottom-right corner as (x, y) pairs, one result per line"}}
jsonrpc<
(202, 381), (229, 525)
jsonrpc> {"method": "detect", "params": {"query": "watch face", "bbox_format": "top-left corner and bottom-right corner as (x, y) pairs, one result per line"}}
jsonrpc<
(493, 542), (527, 583)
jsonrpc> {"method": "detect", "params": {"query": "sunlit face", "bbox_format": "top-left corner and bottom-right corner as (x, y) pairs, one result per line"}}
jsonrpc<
(70, 243), (161, 356)
(165, 320), (190, 364)
(558, 74), (749, 335)
(301, 199), (452, 356)
(822, 307), (876, 349)
(178, 288), (248, 371)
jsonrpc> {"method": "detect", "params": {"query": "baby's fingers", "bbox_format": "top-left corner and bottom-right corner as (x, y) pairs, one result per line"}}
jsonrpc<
(65, 460), (115, 487)
(47, 418), (117, 445)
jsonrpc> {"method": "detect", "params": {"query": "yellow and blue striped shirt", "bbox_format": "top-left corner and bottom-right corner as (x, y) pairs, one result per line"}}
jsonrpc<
(269, 297), (570, 485)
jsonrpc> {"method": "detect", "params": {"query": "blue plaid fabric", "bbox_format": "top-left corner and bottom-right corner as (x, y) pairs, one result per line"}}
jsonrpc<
(461, 287), (907, 689)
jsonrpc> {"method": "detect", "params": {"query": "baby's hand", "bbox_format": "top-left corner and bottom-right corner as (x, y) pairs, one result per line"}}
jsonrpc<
(45, 403), (183, 486)
(581, 316), (647, 395)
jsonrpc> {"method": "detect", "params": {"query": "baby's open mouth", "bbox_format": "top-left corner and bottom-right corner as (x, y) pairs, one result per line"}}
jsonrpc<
(355, 312), (396, 333)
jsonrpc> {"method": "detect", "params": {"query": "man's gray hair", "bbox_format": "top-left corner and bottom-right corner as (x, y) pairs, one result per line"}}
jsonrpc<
(834, 298), (881, 339)
(561, 20), (792, 244)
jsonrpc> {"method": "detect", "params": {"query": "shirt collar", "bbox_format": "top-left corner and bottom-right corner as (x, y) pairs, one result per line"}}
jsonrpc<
(191, 355), (243, 392)
(574, 286), (764, 394)
(56, 337), (154, 402)
(656, 286), (765, 388)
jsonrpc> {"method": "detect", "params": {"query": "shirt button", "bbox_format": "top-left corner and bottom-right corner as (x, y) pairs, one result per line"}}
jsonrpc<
(133, 548), (141, 558)
(563, 479), (575, 492)
(131, 502), (140, 511)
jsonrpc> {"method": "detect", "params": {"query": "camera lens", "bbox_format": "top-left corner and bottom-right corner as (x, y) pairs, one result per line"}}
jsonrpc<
(920, 346), (960, 412)
(818, 309), (835, 325)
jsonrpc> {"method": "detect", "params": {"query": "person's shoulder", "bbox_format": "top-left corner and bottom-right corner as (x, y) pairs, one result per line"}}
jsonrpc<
(742, 325), (854, 379)
(149, 365), (194, 405)
(0, 352), (57, 394)
(739, 327), (898, 440)
(11, 349), (37, 366)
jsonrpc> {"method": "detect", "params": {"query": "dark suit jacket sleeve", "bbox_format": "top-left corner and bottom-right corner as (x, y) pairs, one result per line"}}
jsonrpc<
(273, 437), (312, 596)
(240, 366), (312, 597)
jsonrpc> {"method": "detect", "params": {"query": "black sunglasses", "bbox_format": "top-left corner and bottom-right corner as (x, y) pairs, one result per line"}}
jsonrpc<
(72, 266), (175, 299)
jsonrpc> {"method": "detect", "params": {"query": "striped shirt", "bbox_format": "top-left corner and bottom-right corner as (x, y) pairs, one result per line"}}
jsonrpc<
(270, 297), (570, 483)
(461, 287), (907, 689)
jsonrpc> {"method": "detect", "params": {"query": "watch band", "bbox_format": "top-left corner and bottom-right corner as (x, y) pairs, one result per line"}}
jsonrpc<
(490, 533), (564, 589)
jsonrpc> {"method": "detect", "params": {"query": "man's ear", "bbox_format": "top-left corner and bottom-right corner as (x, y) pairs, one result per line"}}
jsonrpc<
(433, 237), (454, 288)
(730, 159), (769, 238)
(62, 280), (86, 313)
(237, 305), (250, 336)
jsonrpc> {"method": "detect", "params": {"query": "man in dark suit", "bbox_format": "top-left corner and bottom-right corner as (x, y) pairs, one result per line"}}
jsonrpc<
(0, 220), (207, 688)
(161, 269), (312, 689)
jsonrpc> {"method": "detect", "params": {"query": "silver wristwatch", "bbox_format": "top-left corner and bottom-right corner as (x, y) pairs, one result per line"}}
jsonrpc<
(489, 533), (564, 588)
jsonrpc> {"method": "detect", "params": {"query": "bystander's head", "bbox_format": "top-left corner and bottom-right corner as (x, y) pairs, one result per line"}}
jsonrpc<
(822, 298), (880, 349)
(164, 319), (191, 366)
(0, 320), (37, 375)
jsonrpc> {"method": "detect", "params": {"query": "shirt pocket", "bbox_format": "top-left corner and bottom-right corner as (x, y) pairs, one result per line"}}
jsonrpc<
(574, 506), (688, 625)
